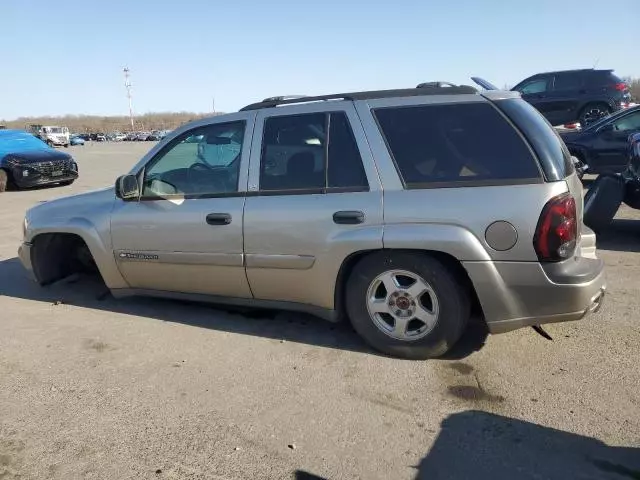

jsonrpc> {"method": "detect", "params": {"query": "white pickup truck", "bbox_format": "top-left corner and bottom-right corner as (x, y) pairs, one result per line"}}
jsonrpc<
(28, 125), (70, 147)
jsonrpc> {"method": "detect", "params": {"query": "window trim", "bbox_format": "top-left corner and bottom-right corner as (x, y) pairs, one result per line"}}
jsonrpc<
(137, 120), (247, 201)
(256, 111), (370, 195)
(372, 101), (544, 189)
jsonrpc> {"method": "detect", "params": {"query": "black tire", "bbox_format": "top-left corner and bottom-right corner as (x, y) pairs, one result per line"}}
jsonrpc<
(584, 175), (624, 232)
(346, 251), (470, 360)
(579, 103), (611, 127)
(623, 181), (640, 209)
(0, 169), (7, 193)
(64, 144), (69, 148)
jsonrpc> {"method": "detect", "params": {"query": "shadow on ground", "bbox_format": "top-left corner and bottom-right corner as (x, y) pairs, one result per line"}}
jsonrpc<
(0, 257), (487, 359)
(597, 218), (640, 253)
(294, 411), (640, 480)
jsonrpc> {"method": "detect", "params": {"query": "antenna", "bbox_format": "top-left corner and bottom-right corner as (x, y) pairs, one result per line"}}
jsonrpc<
(123, 67), (134, 130)
(593, 57), (600, 68)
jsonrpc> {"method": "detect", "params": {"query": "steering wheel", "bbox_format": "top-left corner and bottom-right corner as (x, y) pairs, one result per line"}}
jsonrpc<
(187, 162), (227, 192)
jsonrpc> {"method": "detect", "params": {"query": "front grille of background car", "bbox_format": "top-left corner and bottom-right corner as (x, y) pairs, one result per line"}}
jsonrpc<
(30, 159), (70, 176)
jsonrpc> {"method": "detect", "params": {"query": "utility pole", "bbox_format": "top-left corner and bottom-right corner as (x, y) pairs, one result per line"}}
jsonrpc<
(123, 67), (134, 131)
(212, 97), (216, 115)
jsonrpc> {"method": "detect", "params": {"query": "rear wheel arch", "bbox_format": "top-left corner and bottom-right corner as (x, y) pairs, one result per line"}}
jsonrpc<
(334, 248), (483, 321)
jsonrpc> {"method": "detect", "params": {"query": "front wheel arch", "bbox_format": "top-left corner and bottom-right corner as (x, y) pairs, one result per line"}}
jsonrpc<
(31, 232), (101, 285)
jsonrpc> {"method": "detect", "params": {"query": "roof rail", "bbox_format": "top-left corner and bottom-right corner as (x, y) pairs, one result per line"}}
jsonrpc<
(240, 84), (477, 111)
(416, 81), (459, 88)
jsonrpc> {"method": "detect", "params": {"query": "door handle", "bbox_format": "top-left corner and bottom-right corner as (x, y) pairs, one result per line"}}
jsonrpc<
(206, 213), (232, 225)
(333, 210), (365, 225)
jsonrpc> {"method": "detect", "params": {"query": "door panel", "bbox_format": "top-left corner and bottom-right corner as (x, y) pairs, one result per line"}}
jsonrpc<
(244, 192), (383, 309)
(243, 104), (384, 310)
(111, 197), (251, 297)
(110, 112), (255, 297)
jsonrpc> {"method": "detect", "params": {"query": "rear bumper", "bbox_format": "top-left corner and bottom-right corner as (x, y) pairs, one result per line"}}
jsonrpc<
(464, 249), (606, 334)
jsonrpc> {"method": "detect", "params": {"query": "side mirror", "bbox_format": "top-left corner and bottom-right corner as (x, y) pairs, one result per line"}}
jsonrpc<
(115, 174), (139, 201)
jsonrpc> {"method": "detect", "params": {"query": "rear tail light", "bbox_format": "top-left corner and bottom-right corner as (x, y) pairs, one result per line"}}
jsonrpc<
(613, 82), (628, 91)
(534, 193), (577, 262)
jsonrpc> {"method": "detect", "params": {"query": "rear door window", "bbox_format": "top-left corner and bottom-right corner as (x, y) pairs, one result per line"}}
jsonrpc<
(553, 72), (584, 91)
(373, 102), (541, 188)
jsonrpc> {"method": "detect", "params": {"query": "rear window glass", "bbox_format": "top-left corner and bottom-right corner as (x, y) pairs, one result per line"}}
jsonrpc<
(496, 98), (574, 181)
(374, 103), (541, 187)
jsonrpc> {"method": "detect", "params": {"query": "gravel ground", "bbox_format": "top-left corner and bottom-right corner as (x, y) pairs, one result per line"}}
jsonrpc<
(1, 142), (639, 480)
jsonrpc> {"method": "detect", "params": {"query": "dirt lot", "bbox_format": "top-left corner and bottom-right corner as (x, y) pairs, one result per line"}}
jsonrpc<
(1, 142), (639, 480)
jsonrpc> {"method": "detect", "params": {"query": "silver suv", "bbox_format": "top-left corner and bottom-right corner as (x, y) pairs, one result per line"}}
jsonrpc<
(18, 84), (606, 359)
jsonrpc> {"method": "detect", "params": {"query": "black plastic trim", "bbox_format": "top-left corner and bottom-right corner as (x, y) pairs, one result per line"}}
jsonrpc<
(241, 86), (478, 111)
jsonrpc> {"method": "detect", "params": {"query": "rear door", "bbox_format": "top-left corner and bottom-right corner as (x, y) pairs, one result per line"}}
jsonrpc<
(513, 75), (556, 124)
(242, 102), (383, 311)
(548, 72), (585, 125)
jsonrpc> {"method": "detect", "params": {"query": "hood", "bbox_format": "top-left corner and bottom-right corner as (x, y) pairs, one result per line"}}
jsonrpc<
(27, 186), (115, 223)
(3, 148), (72, 165)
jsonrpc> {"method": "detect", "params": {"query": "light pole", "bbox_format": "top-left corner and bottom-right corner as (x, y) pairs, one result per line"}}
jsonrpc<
(123, 67), (134, 131)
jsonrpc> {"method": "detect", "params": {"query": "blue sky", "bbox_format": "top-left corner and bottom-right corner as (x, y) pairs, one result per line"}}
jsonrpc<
(1, 0), (639, 120)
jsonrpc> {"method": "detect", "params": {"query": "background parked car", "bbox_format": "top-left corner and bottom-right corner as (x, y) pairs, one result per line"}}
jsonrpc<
(125, 132), (138, 141)
(510, 69), (630, 127)
(135, 131), (150, 141)
(69, 135), (85, 146)
(0, 130), (78, 192)
(561, 105), (640, 176)
(95, 133), (107, 142)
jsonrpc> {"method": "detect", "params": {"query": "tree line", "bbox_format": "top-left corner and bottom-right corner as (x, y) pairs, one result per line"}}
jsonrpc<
(0, 111), (220, 133)
(2, 78), (639, 133)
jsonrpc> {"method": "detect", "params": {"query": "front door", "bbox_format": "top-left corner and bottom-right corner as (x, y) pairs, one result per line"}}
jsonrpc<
(242, 104), (384, 311)
(590, 109), (640, 172)
(110, 113), (255, 297)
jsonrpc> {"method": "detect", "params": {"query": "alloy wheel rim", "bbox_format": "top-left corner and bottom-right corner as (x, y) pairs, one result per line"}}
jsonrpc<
(366, 269), (440, 341)
(583, 108), (606, 125)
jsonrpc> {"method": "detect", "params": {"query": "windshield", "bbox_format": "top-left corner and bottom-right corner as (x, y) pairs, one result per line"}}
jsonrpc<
(45, 127), (64, 134)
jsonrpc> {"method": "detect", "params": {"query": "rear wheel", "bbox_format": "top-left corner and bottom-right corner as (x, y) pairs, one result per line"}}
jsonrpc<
(579, 103), (611, 127)
(346, 252), (470, 359)
(584, 175), (624, 232)
(0, 170), (8, 192)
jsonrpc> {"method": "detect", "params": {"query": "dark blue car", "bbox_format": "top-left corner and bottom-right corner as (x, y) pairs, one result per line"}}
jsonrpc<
(0, 130), (78, 192)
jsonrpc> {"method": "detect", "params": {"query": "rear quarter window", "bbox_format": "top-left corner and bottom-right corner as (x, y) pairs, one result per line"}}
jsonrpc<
(495, 98), (574, 181)
(374, 102), (542, 188)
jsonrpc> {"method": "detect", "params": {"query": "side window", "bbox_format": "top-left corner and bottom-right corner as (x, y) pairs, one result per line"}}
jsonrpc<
(327, 112), (368, 190)
(259, 112), (369, 192)
(142, 121), (244, 198)
(374, 103), (541, 187)
(518, 78), (549, 95)
(552, 73), (584, 91)
(260, 113), (326, 191)
(611, 111), (640, 132)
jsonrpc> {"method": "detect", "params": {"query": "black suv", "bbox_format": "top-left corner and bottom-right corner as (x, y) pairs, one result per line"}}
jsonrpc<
(510, 69), (631, 126)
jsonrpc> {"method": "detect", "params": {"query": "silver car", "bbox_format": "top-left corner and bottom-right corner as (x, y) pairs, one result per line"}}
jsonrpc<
(18, 84), (606, 359)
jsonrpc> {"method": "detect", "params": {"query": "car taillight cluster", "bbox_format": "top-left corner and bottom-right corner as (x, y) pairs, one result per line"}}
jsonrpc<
(534, 193), (577, 262)
(613, 82), (628, 91)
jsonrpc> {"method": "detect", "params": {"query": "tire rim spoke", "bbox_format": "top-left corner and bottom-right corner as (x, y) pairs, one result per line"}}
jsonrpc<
(366, 269), (440, 342)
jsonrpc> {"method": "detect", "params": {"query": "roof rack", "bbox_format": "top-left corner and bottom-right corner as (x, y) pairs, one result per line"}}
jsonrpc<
(240, 83), (477, 111)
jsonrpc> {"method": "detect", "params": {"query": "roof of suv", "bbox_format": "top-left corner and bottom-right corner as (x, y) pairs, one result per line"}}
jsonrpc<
(240, 83), (478, 111)
(535, 68), (614, 76)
